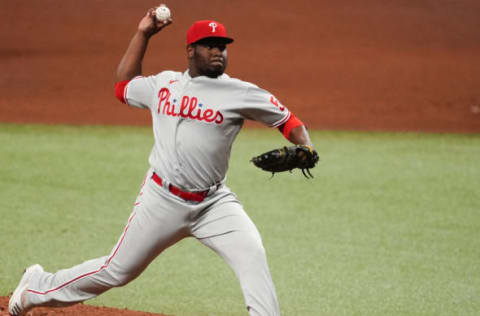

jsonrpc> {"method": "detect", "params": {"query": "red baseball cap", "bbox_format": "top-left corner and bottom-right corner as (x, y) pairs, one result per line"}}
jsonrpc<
(186, 20), (234, 45)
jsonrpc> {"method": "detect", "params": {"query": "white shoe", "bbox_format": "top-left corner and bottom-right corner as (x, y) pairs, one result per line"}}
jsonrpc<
(8, 264), (44, 316)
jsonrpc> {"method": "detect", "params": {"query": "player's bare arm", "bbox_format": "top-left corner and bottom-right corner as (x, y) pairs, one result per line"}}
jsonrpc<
(288, 125), (313, 147)
(116, 9), (172, 82)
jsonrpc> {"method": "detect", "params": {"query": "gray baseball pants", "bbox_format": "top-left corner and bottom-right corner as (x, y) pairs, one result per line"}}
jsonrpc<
(25, 168), (280, 315)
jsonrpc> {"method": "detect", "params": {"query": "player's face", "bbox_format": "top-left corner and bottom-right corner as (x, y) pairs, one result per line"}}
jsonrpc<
(188, 38), (228, 78)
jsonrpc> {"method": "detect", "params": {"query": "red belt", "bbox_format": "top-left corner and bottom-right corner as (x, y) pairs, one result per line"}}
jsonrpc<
(151, 173), (209, 203)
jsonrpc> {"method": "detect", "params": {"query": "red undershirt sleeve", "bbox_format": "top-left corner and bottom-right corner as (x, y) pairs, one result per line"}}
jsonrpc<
(114, 80), (130, 104)
(277, 112), (304, 140)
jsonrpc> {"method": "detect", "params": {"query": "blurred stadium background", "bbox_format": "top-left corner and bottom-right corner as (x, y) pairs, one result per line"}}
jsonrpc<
(1, 0), (479, 132)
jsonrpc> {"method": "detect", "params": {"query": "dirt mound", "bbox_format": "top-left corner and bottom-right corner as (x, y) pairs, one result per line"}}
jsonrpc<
(0, 296), (169, 316)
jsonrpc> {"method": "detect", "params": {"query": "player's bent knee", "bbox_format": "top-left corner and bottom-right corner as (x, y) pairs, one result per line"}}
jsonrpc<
(100, 267), (141, 287)
(106, 273), (138, 287)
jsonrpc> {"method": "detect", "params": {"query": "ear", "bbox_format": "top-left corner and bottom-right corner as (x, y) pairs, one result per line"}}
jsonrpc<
(186, 45), (195, 59)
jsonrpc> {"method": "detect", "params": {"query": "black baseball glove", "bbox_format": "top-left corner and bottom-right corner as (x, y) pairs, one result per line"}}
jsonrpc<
(250, 145), (319, 178)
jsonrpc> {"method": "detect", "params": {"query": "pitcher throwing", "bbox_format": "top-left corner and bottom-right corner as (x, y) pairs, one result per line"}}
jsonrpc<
(9, 8), (316, 316)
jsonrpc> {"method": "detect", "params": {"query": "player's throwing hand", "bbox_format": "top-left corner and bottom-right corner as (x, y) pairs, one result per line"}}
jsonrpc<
(138, 8), (172, 37)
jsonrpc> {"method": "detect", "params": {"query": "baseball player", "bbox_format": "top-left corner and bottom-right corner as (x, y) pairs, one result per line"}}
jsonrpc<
(9, 8), (315, 316)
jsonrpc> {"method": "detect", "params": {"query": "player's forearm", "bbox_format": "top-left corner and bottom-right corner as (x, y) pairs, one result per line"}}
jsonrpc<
(116, 31), (151, 82)
(278, 113), (314, 147)
(288, 125), (313, 147)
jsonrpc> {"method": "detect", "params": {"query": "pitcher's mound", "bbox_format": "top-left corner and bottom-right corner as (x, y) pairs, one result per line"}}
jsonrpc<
(0, 296), (170, 316)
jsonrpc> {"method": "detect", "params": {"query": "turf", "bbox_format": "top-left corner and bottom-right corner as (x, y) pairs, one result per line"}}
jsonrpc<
(1, 123), (479, 315)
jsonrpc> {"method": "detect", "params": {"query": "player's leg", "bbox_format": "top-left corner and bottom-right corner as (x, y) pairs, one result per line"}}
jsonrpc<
(192, 192), (280, 316)
(21, 171), (189, 309)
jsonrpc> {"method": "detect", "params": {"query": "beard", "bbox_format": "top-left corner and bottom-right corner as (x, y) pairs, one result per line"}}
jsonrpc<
(193, 50), (227, 78)
(204, 65), (224, 78)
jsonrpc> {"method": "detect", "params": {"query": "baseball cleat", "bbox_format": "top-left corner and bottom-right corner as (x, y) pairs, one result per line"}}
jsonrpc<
(8, 264), (44, 316)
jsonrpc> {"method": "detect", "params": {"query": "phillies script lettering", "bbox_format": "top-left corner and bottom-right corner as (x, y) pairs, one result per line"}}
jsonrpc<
(157, 88), (224, 124)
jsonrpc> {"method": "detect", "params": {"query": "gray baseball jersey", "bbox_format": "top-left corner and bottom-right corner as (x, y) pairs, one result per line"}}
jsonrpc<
(124, 70), (290, 190)
(23, 70), (287, 316)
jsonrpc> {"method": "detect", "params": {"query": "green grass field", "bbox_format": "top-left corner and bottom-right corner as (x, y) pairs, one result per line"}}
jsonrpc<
(1, 123), (479, 316)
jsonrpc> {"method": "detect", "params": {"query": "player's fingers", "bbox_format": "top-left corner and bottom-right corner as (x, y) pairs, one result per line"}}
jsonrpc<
(147, 8), (159, 22)
(162, 18), (173, 26)
(157, 18), (172, 29)
(141, 9), (155, 23)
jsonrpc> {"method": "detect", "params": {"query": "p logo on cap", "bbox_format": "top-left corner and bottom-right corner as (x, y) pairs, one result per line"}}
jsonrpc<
(186, 20), (234, 45)
(208, 22), (218, 32)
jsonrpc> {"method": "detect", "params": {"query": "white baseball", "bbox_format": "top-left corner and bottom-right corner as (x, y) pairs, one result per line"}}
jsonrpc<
(155, 5), (171, 22)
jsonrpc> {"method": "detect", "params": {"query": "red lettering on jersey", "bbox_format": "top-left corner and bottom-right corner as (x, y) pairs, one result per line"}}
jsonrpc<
(180, 96), (204, 121)
(214, 111), (224, 124)
(188, 97), (204, 121)
(157, 89), (223, 124)
(158, 88), (170, 114)
(270, 96), (285, 111)
(179, 96), (190, 118)
(203, 109), (215, 122)
(165, 103), (177, 116)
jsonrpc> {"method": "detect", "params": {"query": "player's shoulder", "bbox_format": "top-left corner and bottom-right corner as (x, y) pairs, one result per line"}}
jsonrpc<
(133, 70), (182, 88)
(153, 70), (183, 81)
(220, 74), (260, 90)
